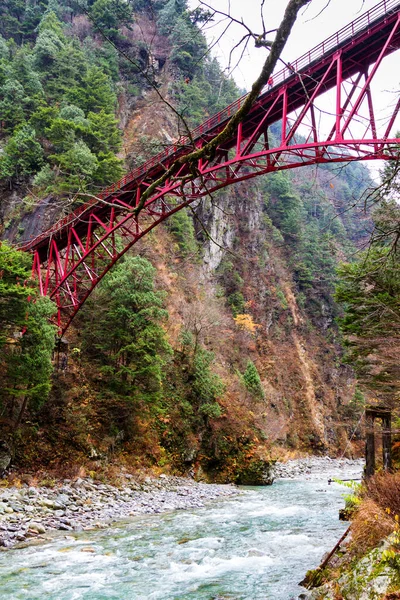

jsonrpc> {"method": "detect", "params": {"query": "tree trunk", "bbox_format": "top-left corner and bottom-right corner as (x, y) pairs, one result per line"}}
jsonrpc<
(14, 395), (29, 431)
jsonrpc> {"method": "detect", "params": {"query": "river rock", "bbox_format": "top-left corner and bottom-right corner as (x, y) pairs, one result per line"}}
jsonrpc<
(29, 523), (46, 534)
(0, 473), (238, 549)
(235, 459), (275, 485)
(273, 457), (363, 481)
(55, 494), (70, 506)
(305, 537), (399, 600)
(40, 499), (58, 509)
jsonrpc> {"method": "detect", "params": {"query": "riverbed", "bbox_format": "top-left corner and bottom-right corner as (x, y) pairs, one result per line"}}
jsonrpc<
(0, 459), (363, 600)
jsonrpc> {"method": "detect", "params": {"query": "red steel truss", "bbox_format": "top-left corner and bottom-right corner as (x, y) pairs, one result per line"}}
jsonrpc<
(22, 0), (400, 333)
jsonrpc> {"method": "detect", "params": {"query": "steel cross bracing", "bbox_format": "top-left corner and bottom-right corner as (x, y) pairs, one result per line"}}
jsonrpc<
(22, 0), (400, 333)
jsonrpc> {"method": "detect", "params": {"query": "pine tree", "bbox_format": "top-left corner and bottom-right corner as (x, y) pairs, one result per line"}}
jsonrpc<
(242, 360), (265, 399)
(80, 255), (172, 399)
(336, 201), (400, 403)
(0, 242), (56, 425)
(0, 125), (44, 180)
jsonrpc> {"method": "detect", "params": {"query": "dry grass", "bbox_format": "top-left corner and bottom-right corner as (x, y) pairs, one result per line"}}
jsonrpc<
(350, 498), (394, 557)
(364, 471), (400, 517)
(349, 471), (400, 559)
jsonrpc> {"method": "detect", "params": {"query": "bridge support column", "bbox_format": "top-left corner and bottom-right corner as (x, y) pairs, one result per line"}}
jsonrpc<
(365, 410), (376, 478)
(382, 414), (392, 472)
(365, 406), (392, 478)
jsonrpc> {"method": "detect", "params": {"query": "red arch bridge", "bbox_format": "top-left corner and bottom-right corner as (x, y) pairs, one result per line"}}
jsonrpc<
(22, 0), (400, 334)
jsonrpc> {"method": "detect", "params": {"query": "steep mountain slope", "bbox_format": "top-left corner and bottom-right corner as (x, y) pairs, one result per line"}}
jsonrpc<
(0, 0), (372, 480)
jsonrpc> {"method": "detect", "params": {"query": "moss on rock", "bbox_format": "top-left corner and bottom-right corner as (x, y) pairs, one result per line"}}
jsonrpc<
(235, 458), (275, 485)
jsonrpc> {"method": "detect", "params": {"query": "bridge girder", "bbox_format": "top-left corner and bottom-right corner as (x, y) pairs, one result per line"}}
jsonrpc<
(22, 0), (400, 333)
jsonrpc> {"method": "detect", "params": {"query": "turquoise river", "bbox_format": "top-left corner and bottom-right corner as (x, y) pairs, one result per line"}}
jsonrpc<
(0, 474), (358, 600)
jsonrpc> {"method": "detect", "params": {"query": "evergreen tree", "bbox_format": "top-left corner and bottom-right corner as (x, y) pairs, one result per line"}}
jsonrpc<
(167, 208), (198, 257)
(0, 34), (10, 60)
(0, 241), (32, 343)
(86, 110), (122, 153)
(169, 15), (207, 79)
(5, 297), (56, 421)
(336, 201), (400, 403)
(157, 0), (185, 35)
(178, 330), (224, 419)
(0, 79), (26, 130)
(80, 255), (172, 399)
(0, 125), (44, 180)
(265, 171), (303, 239)
(33, 12), (65, 70)
(52, 139), (99, 190)
(94, 151), (123, 185)
(65, 66), (116, 114)
(46, 42), (88, 99)
(90, 0), (133, 39)
(0, 242), (56, 425)
(242, 360), (265, 399)
(11, 47), (44, 99)
(0, 0), (28, 42)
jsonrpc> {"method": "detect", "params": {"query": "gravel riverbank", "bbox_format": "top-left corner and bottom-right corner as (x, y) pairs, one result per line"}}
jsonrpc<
(0, 457), (364, 550)
(0, 475), (237, 550)
(273, 456), (364, 481)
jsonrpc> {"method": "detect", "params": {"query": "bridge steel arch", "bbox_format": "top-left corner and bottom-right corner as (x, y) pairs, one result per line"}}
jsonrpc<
(22, 0), (400, 333)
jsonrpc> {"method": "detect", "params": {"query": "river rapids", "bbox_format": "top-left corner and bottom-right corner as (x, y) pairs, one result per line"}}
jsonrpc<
(0, 459), (363, 599)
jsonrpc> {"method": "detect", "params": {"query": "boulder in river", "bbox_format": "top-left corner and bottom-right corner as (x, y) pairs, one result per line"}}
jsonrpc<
(235, 459), (275, 486)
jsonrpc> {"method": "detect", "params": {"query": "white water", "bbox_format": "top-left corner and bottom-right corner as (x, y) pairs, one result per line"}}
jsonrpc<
(0, 469), (361, 600)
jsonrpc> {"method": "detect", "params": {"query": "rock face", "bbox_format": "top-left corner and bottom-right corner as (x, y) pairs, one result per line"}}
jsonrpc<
(0, 0), (370, 476)
(0, 441), (11, 475)
(236, 459), (275, 486)
(305, 537), (400, 600)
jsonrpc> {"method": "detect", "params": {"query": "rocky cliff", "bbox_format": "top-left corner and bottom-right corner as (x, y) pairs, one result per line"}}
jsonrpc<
(0, 0), (371, 480)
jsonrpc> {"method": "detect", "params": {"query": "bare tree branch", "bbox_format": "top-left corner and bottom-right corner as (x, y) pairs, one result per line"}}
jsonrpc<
(134, 0), (312, 216)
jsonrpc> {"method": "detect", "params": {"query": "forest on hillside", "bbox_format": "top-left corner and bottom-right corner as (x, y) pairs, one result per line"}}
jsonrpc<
(0, 1), (400, 596)
(0, 0), (398, 485)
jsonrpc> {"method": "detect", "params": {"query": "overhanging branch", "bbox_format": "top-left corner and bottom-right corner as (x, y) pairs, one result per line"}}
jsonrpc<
(134, 0), (312, 215)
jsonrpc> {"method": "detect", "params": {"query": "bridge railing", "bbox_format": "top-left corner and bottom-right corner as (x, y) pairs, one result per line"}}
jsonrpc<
(24, 0), (400, 249)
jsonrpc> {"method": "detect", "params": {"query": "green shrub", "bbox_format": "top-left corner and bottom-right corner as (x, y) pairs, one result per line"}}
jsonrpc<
(242, 360), (265, 399)
(167, 209), (198, 257)
(199, 402), (222, 419)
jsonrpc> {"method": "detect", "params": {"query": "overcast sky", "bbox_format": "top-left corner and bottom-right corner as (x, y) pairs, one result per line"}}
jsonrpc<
(189, 0), (397, 93)
(187, 0), (399, 175)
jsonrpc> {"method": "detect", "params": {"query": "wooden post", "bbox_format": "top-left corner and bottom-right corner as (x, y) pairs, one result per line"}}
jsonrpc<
(365, 405), (392, 478)
(365, 411), (375, 478)
(382, 414), (392, 472)
(53, 337), (69, 370)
